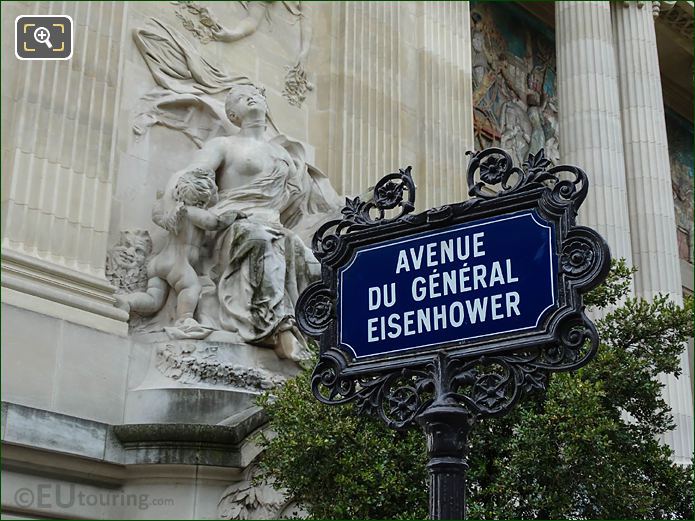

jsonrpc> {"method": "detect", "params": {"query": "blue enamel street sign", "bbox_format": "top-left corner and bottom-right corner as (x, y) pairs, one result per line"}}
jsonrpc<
(338, 210), (557, 359)
(297, 150), (610, 406)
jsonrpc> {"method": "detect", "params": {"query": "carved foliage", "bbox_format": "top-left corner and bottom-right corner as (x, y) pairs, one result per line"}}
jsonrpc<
(218, 464), (299, 520)
(156, 343), (286, 390)
(172, 1), (221, 43)
(282, 62), (314, 108)
(171, 1), (315, 108)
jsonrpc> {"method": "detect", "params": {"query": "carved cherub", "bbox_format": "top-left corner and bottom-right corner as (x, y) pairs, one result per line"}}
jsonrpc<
(106, 230), (153, 294)
(116, 168), (244, 333)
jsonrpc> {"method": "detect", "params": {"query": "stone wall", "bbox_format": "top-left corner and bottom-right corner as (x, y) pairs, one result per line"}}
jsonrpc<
(2, 0), (129, 335)
(317, 2), (475, 209)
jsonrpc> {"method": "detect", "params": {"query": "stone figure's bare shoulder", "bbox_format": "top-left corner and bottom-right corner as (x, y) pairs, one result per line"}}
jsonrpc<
(201, 136), (230, 157)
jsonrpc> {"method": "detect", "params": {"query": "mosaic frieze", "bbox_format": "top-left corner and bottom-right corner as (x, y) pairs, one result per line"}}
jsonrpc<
(666, 110), (694, 264)
(471, 3), (558, 166)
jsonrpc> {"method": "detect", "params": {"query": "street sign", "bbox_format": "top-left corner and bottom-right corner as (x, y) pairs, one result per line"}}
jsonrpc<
(339, 209), (557, 360)
(296, 147), (610, 520)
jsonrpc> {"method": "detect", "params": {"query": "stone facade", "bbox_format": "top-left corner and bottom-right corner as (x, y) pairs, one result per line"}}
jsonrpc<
(1, 1), (693, 518)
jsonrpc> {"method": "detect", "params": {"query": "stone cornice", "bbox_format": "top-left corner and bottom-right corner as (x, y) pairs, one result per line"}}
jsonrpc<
(1, 401), (268, 470)
(1, 247), (129, 333)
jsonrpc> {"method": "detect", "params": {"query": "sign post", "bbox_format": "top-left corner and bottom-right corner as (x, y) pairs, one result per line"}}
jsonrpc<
(296, 147), (610, 519)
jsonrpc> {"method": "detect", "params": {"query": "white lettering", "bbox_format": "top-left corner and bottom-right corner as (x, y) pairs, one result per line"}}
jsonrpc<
(426, 242), (437, 267)
(491, 293), (503, 320)
(403, 311), (415, 336)
(456, 236), (470, 261)
(472, 264), (487, 290)
(367, 291), (522, 341)
(387, 313), (402, 338)
(412, 277), (427, 301)
(433, 305), (447, 330)
(441, 239), (454, 264)
(396, 250), (410, 274)
(394, 232), (491, 274)
(489, 261), (505, 287)
(449, 301), (465, 327)
(417, 308), (431, 332)
(368, 318), (379, 342)
(383, 283), (396, 308)
(443, 270), (457, 295)
(369, 284), (396, 310)
(505, 259), (519, 283)
(473, 232), (485, 257)
(506, 291), (520, 316)
(466, 297), (488, 324)
(459, 264), (471, 292)
(429, 271), (441, 298)
(410, 246), (424, 270)
(368, 287), (381, 310)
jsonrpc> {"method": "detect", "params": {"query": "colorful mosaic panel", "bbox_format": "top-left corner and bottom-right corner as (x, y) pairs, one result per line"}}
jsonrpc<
(471, 3), (558, 166)
(666, 110), (694, 264)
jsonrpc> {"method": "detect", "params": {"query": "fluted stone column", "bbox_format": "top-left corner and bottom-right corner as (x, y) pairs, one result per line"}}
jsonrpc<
(1, 1), (128, 334)
(612, 1), (693, 464)
(556, 2), (634, 264)
(321, 2), (474, 209)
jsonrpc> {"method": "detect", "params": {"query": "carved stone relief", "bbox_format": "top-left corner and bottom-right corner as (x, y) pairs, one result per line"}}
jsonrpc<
(471, 3), (559, 165)
(105, 230), (153, 294)
(112, 19), (341, 364)
(651, 0), (694, 28)
(156, 342), (287, 389)
(659, 1), (695, 37)
(217, 464), (305, 520)
(171, 1), (221, 43)
(283, 61), (313, 108)
(171, 1), (314, 107)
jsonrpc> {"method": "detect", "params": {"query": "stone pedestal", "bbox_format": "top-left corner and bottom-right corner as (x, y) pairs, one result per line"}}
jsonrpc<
(555, 2), (634, 264)
(124, 334), (301, 425)
(612, 1), (693, 464)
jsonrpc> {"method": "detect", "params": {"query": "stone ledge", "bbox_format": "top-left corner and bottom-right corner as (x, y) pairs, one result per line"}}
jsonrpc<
(1, 401), (267, 468)
(2, 402), (113, 462)
(1, 247), (129, 335)
(114, 407), (269, 466)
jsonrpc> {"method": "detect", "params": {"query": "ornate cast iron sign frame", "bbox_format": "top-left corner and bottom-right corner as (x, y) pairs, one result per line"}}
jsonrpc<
(296, 148), (611, 520)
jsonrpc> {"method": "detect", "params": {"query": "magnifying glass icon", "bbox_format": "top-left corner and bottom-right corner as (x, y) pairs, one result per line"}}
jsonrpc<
(34, 26), (53, 49)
